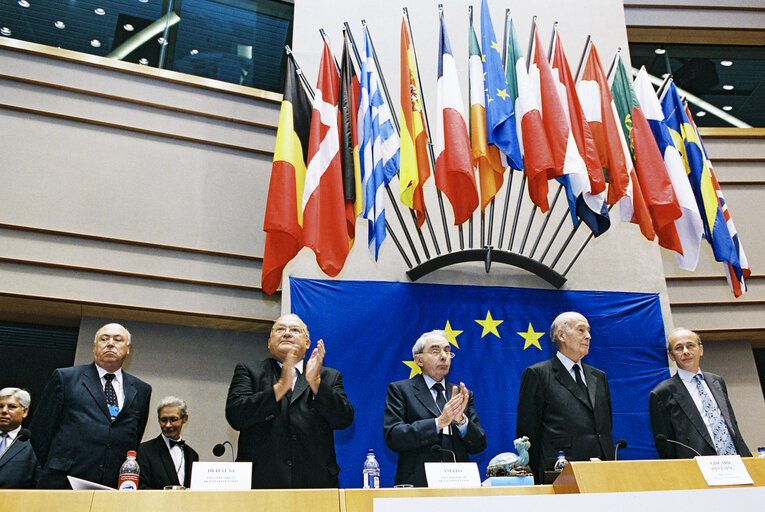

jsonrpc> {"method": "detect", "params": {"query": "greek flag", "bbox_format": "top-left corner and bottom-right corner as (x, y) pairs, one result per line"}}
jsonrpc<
(358, 27), (400, 259)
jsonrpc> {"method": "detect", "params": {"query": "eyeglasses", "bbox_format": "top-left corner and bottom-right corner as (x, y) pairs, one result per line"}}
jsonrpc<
(272, 326), (305, 335)
(417, 348), (455, 358)
(159, 416), (183, 424)
(671, 342), (699, 353)
(96, 334), (127, 345)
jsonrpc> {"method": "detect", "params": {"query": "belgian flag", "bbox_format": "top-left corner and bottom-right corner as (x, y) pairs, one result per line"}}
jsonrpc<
(261, 56), (312, 295)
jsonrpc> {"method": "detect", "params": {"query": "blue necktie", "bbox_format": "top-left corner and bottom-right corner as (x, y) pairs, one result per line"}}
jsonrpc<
(694, 374), (736, 455)
(0, 432), (9, 458)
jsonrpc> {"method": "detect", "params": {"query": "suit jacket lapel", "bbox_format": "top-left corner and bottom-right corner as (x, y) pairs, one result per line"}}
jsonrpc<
(120, 373), (137, 418)
(291, 368), (308, 404)
(158, 436), (181, 486)
(83, 364), (111, 419)
(413, 375), (441, 418)
(0, 439), (23, 469)
(672, 373), (715, 448)
(183, 445), (195, 487)
(552, 357), (592, 410)
(583, 364), (598, 407)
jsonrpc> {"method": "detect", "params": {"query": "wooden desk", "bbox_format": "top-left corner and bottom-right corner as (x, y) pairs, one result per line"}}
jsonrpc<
(341, 485), (554, 512)
(0, 490), (94, 512)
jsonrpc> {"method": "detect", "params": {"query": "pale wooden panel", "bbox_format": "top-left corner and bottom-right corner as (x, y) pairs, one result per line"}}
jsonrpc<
(624, 7), (765, 29)
(553, 458), (765, 494)
(712, 160), (765, 183)
(341, 486), (554, 512)
(671, 303), (765, 331)
(0, 228), (261, 289)
(90, 490), (340, 512)
(0, 490), (94, 512)
(666, 278), (765, 303)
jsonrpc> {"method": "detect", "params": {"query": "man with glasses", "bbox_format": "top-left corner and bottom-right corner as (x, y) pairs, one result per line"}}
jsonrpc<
(383, 330), (486, 487)
(137, 396), (198, 488)
(30, 323), (152, 488)
(226, 313), (354, 488)
(516, 312), (615, 484)
(649, 327), (751, 458)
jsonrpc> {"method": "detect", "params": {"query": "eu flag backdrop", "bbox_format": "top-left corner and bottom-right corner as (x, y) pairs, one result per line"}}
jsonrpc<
(290, 277), (670, 488)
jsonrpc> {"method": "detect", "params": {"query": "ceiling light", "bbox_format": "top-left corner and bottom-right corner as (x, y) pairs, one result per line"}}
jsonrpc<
(90, 39), (101, 47)
(723, 105), (733, 111)
(190, 49), (198, 55)
(720, 60), (733, 67)
(18, 0), (30, 7)
(661, 73), (669, 78)
(722, 84), (734, 91)
(123, 23), (134, 31)
(139, 58), (149, 65)
(94, 7), (105, 15)
(696, 111), (706, 117)
(654, 48), (666, 55)
(138, 0), (148, 3)
(54, 20), (65, 29)
(0, 27), (11, 36)
(157, 36), (167, 45)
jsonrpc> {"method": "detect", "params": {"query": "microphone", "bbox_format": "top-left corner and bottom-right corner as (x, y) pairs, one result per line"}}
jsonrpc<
(655, 434), (702, 457)
(17, 428), (31, 442)
(614, 439), (628, 461)
(430, 444), (456, 463)
(212, 440), (236, 462)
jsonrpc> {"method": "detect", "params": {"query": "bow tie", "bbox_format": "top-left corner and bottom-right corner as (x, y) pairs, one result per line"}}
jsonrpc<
(169, 439), (185, 448)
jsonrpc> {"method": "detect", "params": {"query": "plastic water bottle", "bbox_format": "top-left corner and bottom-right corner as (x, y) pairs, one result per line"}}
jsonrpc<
(553, 451), (568, 472)
(758, 447), (765, 458)
(362, 449), (380, 488)
(118, 450), (140, 490)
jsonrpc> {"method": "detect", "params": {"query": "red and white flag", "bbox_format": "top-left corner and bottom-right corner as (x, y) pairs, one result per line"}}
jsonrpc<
(302, 41), (349, 277)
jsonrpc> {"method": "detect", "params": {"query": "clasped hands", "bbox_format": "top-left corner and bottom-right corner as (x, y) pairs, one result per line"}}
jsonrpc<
(273, 340), (325, 401)
(436, 382), (469, 430)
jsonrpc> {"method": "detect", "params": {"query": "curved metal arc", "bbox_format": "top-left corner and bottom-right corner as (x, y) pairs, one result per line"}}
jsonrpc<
(406, 248), (567, 288)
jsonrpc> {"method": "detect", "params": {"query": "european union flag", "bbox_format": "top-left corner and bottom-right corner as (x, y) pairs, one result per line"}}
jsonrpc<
(480, 0), (523, 170)
(291, 278), (669, 488)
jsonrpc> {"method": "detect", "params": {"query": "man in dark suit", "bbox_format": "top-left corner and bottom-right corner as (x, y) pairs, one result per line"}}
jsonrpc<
(649, 327), (751, 458)
(516, 312), (615, 484)
(383, 330), (487, 487)
(225, 313), (354, 488)
(0, 387), (39, 488)
(137, 396), (199, 489)
(30, 323), (152, 489)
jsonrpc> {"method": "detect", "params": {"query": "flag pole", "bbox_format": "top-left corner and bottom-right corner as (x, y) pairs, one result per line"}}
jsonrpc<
(285, 45), (315, 99)
(574, 35), (592, 83)
(559, 204), (614, 273)
(468, 5), (477, 250)
(344, 21), (432, 265)
(356, 20), (439, 259)
(539, 209), (571, 263)
(405, 6), (453, 252)
(605, 46), (621, 82)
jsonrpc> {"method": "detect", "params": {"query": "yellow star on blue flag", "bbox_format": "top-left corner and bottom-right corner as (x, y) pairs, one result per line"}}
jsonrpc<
(443, 320), (462, 348)
(476, 310), (503, 338)
(517, 323), (545, 350)
(402, 360), (422, 378)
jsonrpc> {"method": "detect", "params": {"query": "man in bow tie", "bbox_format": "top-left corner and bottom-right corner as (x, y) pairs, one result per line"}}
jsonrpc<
(137, 396), (199, 488)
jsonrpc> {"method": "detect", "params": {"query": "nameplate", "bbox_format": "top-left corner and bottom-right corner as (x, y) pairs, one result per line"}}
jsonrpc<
(190, 461), (252, 490)
(696, 455), (753, 486)
(424, 462), (481, 488)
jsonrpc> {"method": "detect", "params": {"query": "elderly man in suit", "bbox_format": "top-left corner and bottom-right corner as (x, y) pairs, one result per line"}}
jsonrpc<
(383, 330), (487, 487)
(30, 323), (152, 489)
(0, 387), (39, 488)
(516, 312), (615, 484)
(225, 313), (354, 488)
(649, 327), (751, 458)
(137, 396), (199, 489)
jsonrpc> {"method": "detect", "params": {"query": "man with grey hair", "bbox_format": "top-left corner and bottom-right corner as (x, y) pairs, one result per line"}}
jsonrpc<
(516, 312), (615, 484)
(649, 327), (751, 458)
(383, 330), (486, 487)
(0, 387), (39, 488)
(137, 396), (199, 488)
(226, 313), (354, 488)
(30, 322), (152, 488)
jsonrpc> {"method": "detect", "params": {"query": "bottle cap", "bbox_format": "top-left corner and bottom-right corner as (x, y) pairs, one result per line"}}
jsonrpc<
(557, 451), (565, 457)
(127, 450), (137, 457)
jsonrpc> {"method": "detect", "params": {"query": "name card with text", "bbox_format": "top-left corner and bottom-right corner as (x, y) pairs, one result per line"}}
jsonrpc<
(190, 461), (252, 490)
(424, 462), (481, 488)
(696, 455), (754, 486)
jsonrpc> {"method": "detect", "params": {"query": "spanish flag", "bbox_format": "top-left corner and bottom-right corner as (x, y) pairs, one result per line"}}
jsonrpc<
(261, 56), (312, 295)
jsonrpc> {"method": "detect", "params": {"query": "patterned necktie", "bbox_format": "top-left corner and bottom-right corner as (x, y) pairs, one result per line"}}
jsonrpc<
(573, 364), (591, 404)
(104, 373), (119, 419)
(694, 374), (737, 455)
(432, 383), (447, 411)
(0, 432), (9, 458)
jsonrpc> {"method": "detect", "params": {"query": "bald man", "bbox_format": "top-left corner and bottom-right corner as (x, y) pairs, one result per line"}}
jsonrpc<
(226, 314), (354, 488)
(516, 312), (615, 483)
(31, 323), (152, 488)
